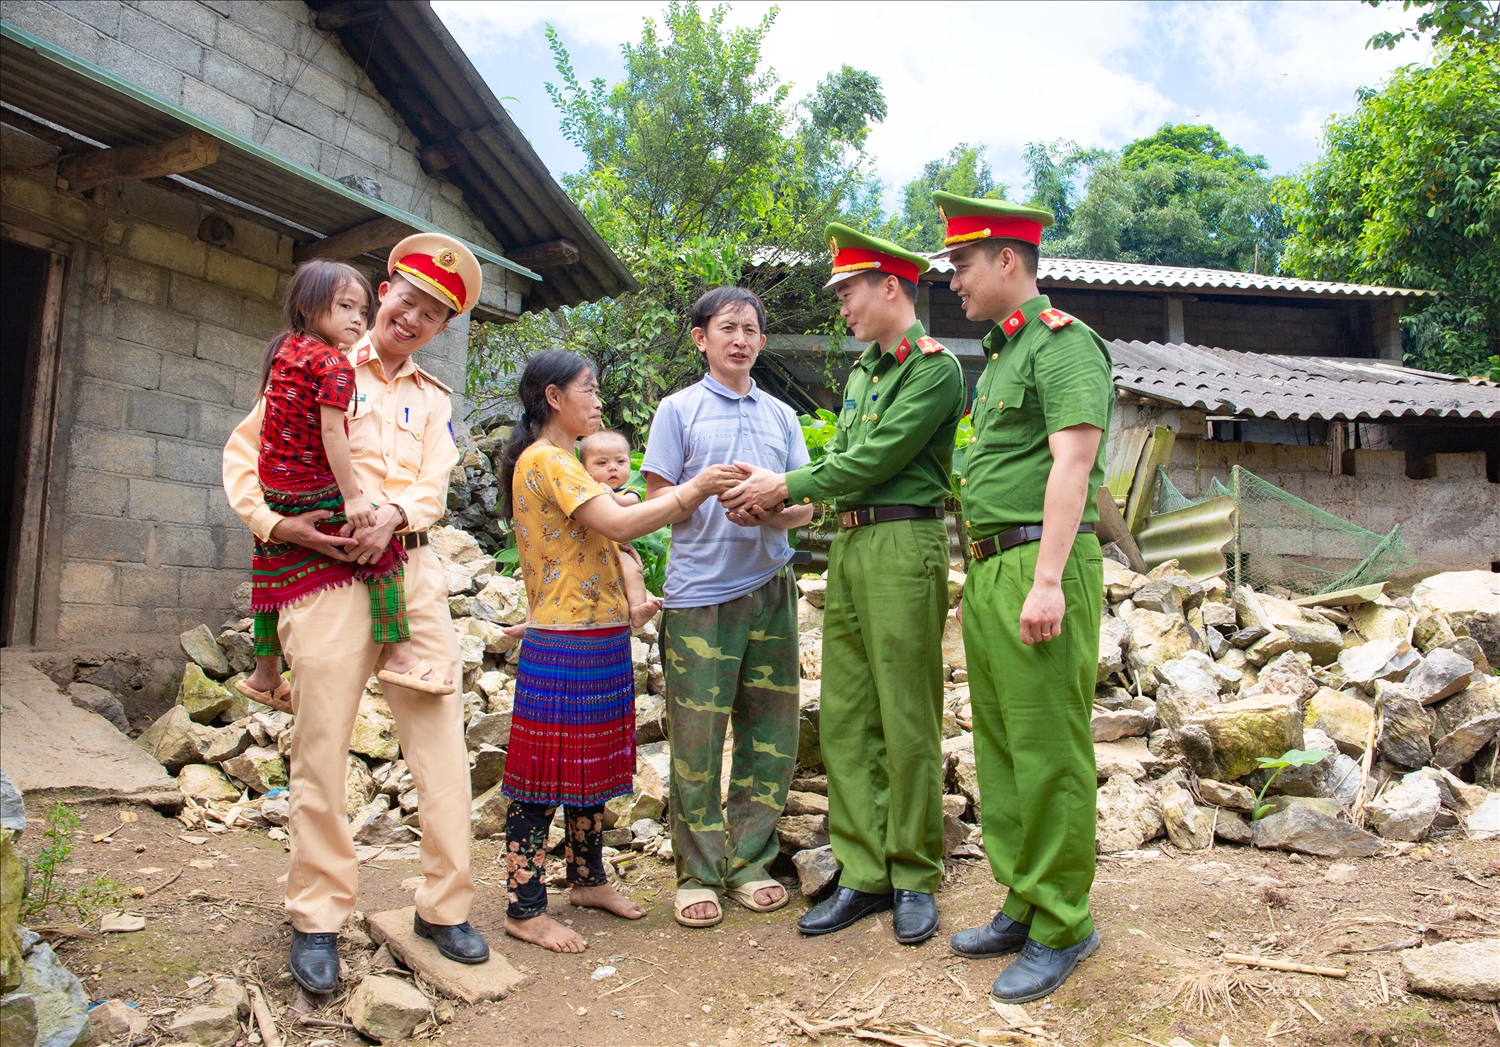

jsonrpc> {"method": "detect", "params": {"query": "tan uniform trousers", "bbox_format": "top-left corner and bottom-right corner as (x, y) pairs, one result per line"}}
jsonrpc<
(278, 544), (472, 932)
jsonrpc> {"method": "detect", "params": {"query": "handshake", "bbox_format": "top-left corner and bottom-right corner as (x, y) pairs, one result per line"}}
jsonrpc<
(680, 462), (795, 526)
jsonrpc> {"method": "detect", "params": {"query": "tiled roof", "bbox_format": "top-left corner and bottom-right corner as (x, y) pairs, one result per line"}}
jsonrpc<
(1111, 342), (1500, 421)
(924, 255), (1428, 300)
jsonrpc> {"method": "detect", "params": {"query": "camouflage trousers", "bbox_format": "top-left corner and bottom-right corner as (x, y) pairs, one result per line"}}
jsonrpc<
(661, 567), (800, 896)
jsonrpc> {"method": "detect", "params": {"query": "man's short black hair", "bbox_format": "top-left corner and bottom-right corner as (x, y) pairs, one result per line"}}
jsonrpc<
(860, 270), (919, 305)
(690, 286), (767, 333)
(973, 238), (1039, 277)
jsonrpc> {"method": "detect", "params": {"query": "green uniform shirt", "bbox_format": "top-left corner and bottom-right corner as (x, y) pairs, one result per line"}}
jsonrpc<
(786, 321), (966, 512)
(960, 295), (1113, 538)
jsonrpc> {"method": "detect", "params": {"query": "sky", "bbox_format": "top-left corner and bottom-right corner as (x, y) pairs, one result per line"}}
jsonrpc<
(432, 1), (1431, 207)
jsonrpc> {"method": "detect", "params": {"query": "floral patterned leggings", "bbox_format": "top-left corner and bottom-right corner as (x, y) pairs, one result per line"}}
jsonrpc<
(503, 801), (608, 920)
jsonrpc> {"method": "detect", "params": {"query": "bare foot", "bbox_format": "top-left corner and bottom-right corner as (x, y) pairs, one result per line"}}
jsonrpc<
(680, 900), (719, 921)
(629, 598), (660, 630)
(504, 913), (587, 952)
(753, 884), (785, 908)
(242, 669), (282, 694)
(570, 884), (646, 920)
(382, 642), (420, 675)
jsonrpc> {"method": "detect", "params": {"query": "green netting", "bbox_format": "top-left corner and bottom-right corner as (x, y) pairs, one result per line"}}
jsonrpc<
(1152, 465), (1416, 596)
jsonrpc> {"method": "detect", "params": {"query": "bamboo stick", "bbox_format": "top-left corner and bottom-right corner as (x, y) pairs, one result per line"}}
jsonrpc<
(1223, 953), (1347, 978)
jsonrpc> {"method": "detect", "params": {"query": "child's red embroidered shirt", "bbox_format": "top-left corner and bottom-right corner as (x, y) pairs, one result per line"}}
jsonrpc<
(257, 333), (356, 491)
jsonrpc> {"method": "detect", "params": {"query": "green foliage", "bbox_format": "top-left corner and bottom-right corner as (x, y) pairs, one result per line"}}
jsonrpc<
(1278, 44), (1500, 374)
(1365, 0), (1499, 49)
(20, 803), (124, 922)
(1022, 139), (1111, 242)
(1048, 124), (1287, 272)
(1250, 749), (1332, 820)
(469, 2), (885, 439)
(798, 409), (839, 462)
(631, 527), (672, 597)
(885, 144), (1005, 251)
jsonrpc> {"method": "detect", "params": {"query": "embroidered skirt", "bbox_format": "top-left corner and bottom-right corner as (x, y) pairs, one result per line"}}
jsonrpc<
(500, 627), (636, 807)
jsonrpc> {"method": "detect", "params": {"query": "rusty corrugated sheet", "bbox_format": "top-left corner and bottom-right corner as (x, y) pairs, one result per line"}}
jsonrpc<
(1136, 495), (1237, 581)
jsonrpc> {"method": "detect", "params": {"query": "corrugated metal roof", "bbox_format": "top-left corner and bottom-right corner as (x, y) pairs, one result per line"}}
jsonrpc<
(925, 255), (1428, 300)
(0, 20), (540, 284)
(307, 1), (638, 312)
(1112, 341), (1500, 421)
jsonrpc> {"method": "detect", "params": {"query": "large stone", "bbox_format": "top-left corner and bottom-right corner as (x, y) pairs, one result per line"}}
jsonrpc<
(67, 682), (128, 733)
(1091, 704), (1154, 741)
(941, 611), (965, 671)
(946, 742), (981, 816)
(1411, 570), (1500, 618)
(350, 690), (401, 761)
(1159, 783), (1212, 851)
(366, 907), (524, 1003)
(2, 832), (23, 995)
(1184, 695), (1303, 782)
(1098, 616), (1129, 682)
(429, 524), (485, 565)
(177, 664), (235, 724)
(1466, 791), (1499, 833)
(1280, 620), (1344, 666)
(799, 633), (822, 680)
(1244, 729), (1359, 806)
(793, 845), (839, 897)
(1124, 609), (1193, 692)
(137, 705), (215, 772)
(469, 745), (506, 796)
(1461, 611), (1500, 668)
(470, 783), (508, 839)
(0, 772), (22, 837)
(1095, 773), (1163, 853)
(220, 746), (287, 794)
(1251, 797), (1382, 858)
(635, 692), (667, 745)
(351, 807), (419, 847)
(1103, 560), (1147, 603)
(346, 754), (377, 817)
(89, 999), (149, 1042)
(784, 791), (829, 817)
(1405, 647), (1475, 706)
(1374, 682), (1433, 770)
(1304, 688), (1375, 758)
(1213, 809), (1253, 845)
(776, 815), (829, 853)
(180, 623), (231, 678)
(17, 941), (89, 1047)
(797, 700), (822, 769)
(200, 723), (253, 765)
(797, 597), (823, 634)
(1241, 651), (1318, 703)
(1244, 629), (1295, 667)
(1198, 779), (1255, 812)
(1232, 586), (1273, 633)
(217, 629), (256, 675)
(167, 1003), (241, 1047)
(1132, 577), (1202, 616)
(1349, 602), (1414, 643)
(1366, 775), (1441, 841)
(178, 764), (240, 804)
(346, 974), (430, 1042)
(471, 575), (527, 626)
(1200, 601), (1237, 630)
(1433, 677), (1500, 738)
(1153, 657), (1221, 729)
(1, 992), (37, 1047)
(797, 577), (827, 609)
(465, 711), (512, 751)
(1400, 939), (1500, 1001)
(1094, 737), (1158, 781)
(1406, 766), (1488, 817)
(1339, 639), (1421, 694)
(1432, 713), (1500, 771)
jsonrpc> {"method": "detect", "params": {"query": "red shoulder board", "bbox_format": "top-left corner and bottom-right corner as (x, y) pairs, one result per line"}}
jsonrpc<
(892, 338), (913, 365)
(917, 336), (946, 355)
(352, 346), (373, 366)
(1038, 308), (1075, 331)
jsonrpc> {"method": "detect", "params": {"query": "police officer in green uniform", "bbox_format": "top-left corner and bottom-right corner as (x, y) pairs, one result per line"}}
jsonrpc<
(721, 223), (965, 945)
(933, 192), (1112, 1002)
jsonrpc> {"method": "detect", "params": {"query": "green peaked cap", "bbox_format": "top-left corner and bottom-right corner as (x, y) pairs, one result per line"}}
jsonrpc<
(929, 191), (1054, 255)
(823, 221), (930, 288)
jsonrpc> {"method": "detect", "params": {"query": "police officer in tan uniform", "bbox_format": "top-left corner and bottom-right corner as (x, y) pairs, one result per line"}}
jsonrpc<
(223, 234), (489, 991)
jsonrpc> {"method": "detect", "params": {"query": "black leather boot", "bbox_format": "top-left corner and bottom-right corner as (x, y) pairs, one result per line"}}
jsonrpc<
(990, 931), (1100, 1003)
(892, 890), (939, 944)
(414, 914), (490, 964)
(950, 912), (1030, 958)
(289, 930), (339, 993)
(796, 888), (893, 936)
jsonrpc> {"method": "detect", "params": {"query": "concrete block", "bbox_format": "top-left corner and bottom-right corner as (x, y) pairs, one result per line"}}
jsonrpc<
(59, 559), (119, 606)
(223, 218), (288, 269)
(221, 0), (302, 51)
(179, 567), (234, 608)
(334, 120), (392, 172)
(100, 257), (169, 306)
(127, 390), (191, 437)
(294, 60), (349, 113)
(120, 8), (204, 75)
(75, 380), (127, 428)
(0, 170), (93, 236)
(2, 3), (106, 63)
(69, 426), (157, 478)
(153, 439), (222, 485)
(1420, 453), (1487, 481)
(212, 18), (287, 81)
(205, 248), (278, 299)
(350, 95), (403, 143)
(206, 491), (243, 529)
(136, 0), (219, 43)
(57, 601), (146, 640)
(119, 562), (181, 606)
(63, 515), (150, 563)
(233, 370), (267, 409)
(241, 296), (285, 339)
(181, 78), (259, 139)
(113, 297), (199, 353)
(97, 38), (184, 104)
(307, 27), (367, 86)
(150, 523), (221, 568)
(192, 402), (251, 445)
(274, 89), (337, 141)
(65, 468), (130, 516)
(195, 323), (264, 369)
(123, 222), (206, 277)
(169, 273), (245, 325)
(128, 477), (208, 524)
(118, 181), (204, 239)
(1341, 448), (1405, 477)
(159, 354), (236, 403)
(81, 334), (162, 390)
(258, 121), (320, 170)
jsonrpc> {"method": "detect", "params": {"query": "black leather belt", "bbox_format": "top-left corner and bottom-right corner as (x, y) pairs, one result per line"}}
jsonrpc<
(968, 523), (1094, 561)
(837, 505), (942, 529)
(397, 531), (429, 551)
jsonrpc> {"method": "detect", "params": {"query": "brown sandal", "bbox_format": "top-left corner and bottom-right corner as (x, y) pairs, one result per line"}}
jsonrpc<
(234, 677), (292, 714)
(377, 660), (454, 696)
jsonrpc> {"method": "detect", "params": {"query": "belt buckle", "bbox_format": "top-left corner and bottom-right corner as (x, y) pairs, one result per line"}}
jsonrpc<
(968, 539), (985, 561)
(839, 510), (858, 528)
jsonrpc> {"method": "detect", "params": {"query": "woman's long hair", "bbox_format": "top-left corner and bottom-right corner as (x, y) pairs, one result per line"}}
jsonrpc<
(498, 350), (596, 521)
(257, 259), (374, 394)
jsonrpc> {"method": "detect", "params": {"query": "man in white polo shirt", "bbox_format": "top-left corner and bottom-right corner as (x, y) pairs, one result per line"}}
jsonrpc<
(640, 287), (815, 928)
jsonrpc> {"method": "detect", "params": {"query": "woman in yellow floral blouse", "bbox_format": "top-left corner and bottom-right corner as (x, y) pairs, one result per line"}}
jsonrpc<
(494, 350), (741, 954)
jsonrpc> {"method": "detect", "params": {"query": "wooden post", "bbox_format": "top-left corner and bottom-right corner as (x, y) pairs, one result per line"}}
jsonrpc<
(57, 131), (219, 193)
(507, 239), (580, 270)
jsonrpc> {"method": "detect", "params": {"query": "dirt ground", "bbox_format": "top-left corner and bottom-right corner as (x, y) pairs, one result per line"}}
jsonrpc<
(19, 802), (1500, 1047)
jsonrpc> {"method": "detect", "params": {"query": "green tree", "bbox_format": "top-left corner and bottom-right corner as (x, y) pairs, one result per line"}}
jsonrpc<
(1022, 138), (1110, 243)
(1365, 0), (1499, 48)
(1278, 45), (1500, 374)
(1048, 123), (1286, 271)
(884, 144), (1005, 251)
(468, 3), (885, 436)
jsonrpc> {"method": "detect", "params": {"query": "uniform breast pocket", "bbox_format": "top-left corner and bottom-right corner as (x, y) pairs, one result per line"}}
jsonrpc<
(978, 384), (1027, 447)
(394, 414), (424, 470)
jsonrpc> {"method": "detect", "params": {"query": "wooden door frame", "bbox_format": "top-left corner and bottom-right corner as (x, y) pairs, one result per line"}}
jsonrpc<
(1, 222), (69, 647)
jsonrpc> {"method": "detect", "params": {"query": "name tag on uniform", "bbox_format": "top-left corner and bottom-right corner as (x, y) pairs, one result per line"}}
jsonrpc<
(844, 398), (856, 410)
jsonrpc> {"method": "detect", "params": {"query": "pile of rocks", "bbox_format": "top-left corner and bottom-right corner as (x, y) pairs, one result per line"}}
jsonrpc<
(443, 426), (509, 554)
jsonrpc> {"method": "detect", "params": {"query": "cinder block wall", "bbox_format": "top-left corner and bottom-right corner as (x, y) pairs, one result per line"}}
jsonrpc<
(0, 0), (523, 645)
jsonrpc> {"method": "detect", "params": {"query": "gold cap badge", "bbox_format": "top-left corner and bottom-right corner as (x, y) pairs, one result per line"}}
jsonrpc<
(433, 249), (459, 273)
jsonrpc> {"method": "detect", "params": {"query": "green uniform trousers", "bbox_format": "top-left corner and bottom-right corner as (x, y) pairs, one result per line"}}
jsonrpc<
(963, 532), (1103, 949)
(820, 517), (949, 895)
(661, 568), (800, 896)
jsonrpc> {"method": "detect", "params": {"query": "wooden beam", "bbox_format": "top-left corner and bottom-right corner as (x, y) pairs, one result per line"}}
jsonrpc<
(313, 1), (386, 30)
(56, 131), (219, 193)
(419, 139), (466, 177)
(294, 216), (412, 263)
(507, 239), (579, 270)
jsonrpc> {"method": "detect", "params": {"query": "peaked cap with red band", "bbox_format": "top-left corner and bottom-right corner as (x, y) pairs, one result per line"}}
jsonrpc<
(823, 221), (931, 289)
(929, 191), (1055, 257)
(387, 233), (482, 315)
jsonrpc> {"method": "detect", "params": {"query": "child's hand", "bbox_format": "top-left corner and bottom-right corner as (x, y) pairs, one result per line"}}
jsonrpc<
(345, 497), (378, 530)
(619, 543), (644, 568)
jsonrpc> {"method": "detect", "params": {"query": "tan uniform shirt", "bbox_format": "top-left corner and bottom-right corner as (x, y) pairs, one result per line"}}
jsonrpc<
(224, 333), (461, 539)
